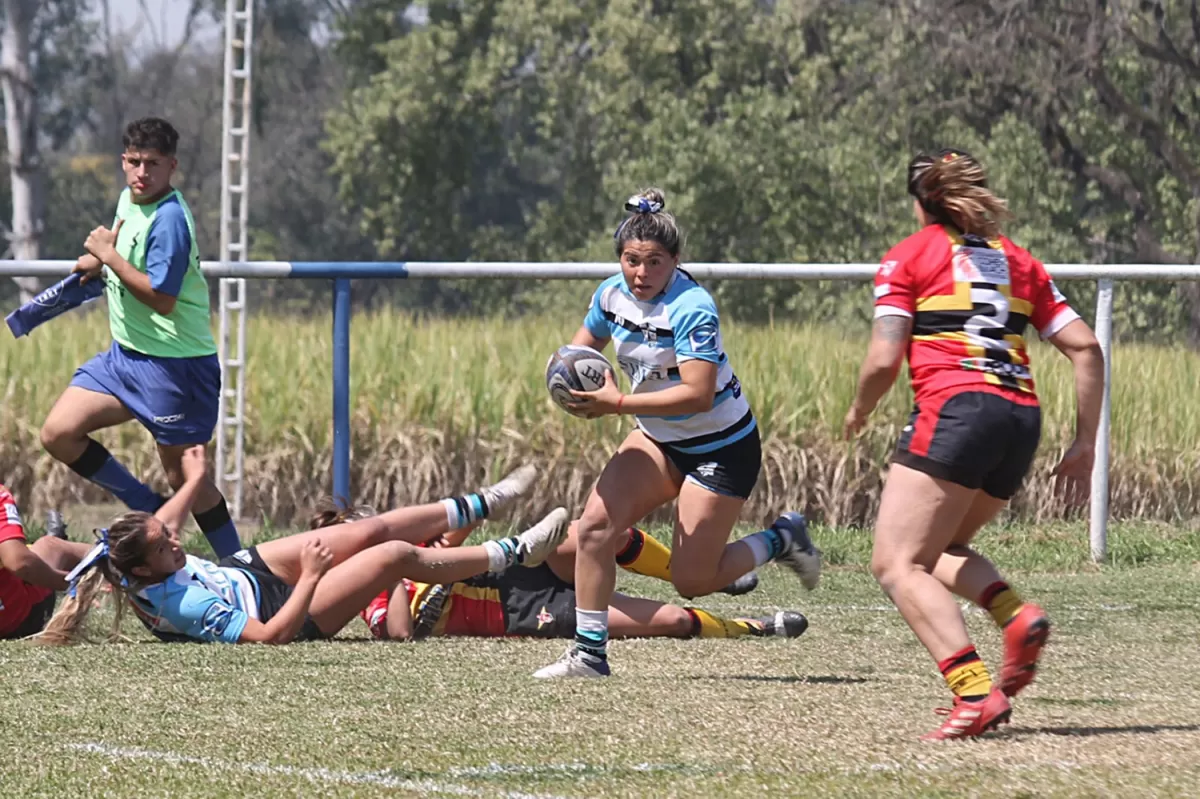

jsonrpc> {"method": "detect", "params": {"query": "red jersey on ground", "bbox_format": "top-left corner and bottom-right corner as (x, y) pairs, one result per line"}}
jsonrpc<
(874, 224), (1079, 406)
(0, 485), (52, 636)
(404, 578), (505, 637)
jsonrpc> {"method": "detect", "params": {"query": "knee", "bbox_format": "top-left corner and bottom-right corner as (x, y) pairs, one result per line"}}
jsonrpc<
(162, 465), (186, 491)
(39, 418), (71, 454)
(871, 549), (928, 595)
(671, 574), (715, 601)
(870, 550), (898, 591)
(575, 515), (619, 554)
(381, 540), (418, 569)
(664, 606), (696, 637)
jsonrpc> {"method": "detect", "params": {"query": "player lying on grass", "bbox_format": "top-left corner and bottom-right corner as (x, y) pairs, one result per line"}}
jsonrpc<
(535, 188), (822, 679)
(38, 447), (568, 645)
(0, 487), (92, 640)
(305, 505), (808, 642)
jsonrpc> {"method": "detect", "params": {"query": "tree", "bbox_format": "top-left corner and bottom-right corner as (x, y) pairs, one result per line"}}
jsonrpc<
(1, 0), (43, 302)
(886, 0), (1200, 339)
(323, 0), (1200, 336)
(1, 0), (100, 301)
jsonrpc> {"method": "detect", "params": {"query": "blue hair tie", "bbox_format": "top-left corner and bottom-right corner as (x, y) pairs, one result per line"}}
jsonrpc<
(623, 195), (663, 215)
(613, 195), (665, 239)
(65, 528), (127, 597)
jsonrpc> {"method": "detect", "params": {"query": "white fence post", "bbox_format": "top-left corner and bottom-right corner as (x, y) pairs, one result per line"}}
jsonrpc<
(1089, 279), (1115, 562)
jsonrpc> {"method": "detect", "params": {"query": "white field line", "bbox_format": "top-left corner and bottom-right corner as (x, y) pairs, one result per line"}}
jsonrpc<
(66, 742), (568, 799)
(448, 763), (686, 778)
(69, 742), (1196, 787)
(729, 603), (1139, 614)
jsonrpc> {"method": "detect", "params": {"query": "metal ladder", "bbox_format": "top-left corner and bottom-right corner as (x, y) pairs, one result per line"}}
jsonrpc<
(215, 0), (254, 519)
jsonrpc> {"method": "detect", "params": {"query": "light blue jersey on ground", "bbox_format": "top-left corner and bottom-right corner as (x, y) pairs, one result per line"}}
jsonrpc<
(131, 555), (259, 643)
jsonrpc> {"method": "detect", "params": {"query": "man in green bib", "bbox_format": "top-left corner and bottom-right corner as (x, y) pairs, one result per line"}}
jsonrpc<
(39, 118), (241, 557)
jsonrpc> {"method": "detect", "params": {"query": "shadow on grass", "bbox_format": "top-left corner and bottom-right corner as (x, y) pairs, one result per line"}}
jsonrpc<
(1006, 723), (1200, 738)
(689, 674), (872, 685)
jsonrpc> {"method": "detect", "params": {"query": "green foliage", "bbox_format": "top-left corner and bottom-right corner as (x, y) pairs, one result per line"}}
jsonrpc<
(325, 0), (1200, 334)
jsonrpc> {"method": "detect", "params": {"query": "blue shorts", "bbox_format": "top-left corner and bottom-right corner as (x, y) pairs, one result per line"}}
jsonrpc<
(71, 342), (221, 446)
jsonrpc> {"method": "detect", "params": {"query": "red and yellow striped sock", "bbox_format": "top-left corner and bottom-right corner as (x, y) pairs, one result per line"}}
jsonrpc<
(938, 645), (992, 701)
(684, 608), (755, 638)
(980, 581), (1024, 629)
(615, 527), (672, 582)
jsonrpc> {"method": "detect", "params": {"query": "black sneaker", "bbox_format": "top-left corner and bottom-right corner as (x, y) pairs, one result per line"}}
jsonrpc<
(45, 510), (68, 540)
(718, 571), (760, 596)
(738, 611), (809, 638)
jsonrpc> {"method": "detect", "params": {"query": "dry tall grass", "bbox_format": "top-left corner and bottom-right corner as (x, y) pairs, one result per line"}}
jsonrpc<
(2, 309), (1198, 527)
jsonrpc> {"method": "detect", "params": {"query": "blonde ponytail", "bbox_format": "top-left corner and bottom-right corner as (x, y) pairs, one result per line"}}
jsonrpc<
(35, 569), (129, 646)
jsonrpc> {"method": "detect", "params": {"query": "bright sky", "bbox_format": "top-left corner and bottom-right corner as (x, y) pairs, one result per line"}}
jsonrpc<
(108, 0), (219, 48)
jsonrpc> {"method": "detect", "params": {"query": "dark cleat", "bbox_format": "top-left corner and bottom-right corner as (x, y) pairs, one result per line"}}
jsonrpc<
(738, 611), (809, 638)
(45, 510), (68, 540)
(718, 571), (760, 596)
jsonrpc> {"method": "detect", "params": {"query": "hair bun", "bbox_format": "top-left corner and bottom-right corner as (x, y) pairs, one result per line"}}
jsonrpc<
(638, 188), (666, 208)
(622, 187), (666, 216)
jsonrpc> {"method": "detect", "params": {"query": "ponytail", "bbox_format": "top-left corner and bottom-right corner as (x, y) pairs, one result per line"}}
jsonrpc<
(907, 149), (1011, 239)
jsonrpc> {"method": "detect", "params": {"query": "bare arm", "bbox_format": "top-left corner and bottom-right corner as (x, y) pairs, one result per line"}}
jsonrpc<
(237, 575), (322, 644)
(567, 359), (718, 418)
(101, 253), (178, 316)
(1048, 319), (1105, 447)
(431, 528), (472, 548)
(1045, 319), (1105, 504)
(84, 220), (178, 315)
(385, 591), (414, 641)
(0, 540), (68, 592)
(845, 315), (911, 436)
(72, 253), (103, 283)
(237, 538), (332, 644)
(618, 359), (717, 416)
(153, 446), (209, 535)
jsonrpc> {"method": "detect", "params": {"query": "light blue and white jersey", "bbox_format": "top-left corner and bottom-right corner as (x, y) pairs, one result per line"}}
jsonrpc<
(583, 270), (755, 452)
(131, 555), (260, 644)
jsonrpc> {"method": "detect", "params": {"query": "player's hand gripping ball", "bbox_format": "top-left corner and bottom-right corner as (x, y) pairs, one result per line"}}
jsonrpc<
(545, 345), (614, 418)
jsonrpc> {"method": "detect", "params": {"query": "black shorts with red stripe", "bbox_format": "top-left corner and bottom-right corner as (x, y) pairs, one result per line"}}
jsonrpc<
(892, 391), (1041, 500)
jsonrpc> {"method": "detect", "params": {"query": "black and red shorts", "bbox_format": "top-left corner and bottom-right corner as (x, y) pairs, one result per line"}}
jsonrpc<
(893, 391), (1041, 500)
(452, 564), (577, 639)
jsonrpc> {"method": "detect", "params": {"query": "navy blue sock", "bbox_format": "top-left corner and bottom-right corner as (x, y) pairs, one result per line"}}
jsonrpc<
(68, 439), (165, 512)
(194, 498), (241, 558)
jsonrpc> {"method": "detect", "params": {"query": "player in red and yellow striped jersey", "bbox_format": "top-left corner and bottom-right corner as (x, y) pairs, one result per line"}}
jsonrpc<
(314, 511), (807, 643)
(0, 486), (90, 639)
(844, 149), (1105, 741)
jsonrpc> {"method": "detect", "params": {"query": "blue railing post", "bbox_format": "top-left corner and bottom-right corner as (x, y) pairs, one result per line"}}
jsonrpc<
(332, 278), (352, 505)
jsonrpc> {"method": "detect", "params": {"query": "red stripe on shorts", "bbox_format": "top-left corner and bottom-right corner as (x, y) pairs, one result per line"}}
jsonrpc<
(909, 392), (951, 458)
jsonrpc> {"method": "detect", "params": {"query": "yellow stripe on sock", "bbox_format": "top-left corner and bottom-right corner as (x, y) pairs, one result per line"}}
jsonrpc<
(944, 661), (993, 699)
(689, 608), (753, 639)
(987, 586), (1024, 628)
(619, 528), (673, 582)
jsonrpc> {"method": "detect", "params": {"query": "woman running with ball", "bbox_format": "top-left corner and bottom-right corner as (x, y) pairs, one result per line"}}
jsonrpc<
(534, 189), (822, 679)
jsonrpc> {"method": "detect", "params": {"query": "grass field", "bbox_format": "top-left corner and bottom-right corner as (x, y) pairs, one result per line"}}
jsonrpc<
(4, 310), (1200, 527)
(2, 513), (1199, 798)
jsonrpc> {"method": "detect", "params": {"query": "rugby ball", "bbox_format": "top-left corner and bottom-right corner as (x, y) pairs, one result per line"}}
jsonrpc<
(545, 345), (613, 417)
